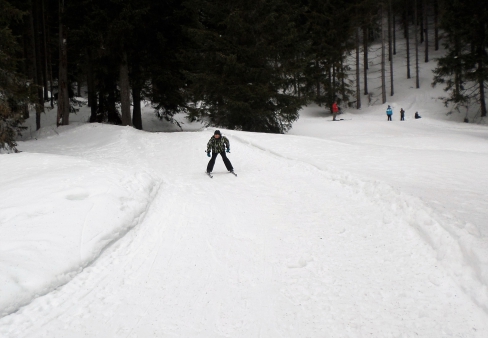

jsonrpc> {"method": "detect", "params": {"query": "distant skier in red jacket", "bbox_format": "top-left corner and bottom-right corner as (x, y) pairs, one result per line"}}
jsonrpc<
(332, 101), (339, 121)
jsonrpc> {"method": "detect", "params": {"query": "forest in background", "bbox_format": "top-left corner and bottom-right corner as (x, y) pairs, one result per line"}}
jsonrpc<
(1, 0), (487, 151)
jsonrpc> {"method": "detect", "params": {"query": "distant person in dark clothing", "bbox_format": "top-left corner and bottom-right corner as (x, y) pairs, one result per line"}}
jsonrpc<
(415, 112), (422, 119)
(400, 108), (405, 121)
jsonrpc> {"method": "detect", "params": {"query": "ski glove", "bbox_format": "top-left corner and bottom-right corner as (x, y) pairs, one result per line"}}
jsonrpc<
(207, 152), (211, 157)
(226, 148), (230, 153)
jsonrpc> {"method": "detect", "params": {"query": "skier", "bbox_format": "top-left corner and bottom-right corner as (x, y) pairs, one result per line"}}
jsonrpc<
(400, 108), (405, 121)
(415, 112), (422, 119)
(386, 105), (393, 121)
(206, 130), (234, 174)
(332, 101), (339, 121)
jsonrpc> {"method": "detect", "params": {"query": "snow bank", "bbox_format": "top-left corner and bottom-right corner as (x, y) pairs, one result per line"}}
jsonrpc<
(0, 152), (157, 316)
(230, 131), (488, 314)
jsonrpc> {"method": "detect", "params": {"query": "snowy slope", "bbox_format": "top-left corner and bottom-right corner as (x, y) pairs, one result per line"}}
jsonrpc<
(0, 149), (157, 317)
(1, 120), (487, 337)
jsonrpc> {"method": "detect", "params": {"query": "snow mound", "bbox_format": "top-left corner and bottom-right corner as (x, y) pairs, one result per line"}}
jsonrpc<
(0, 152), (157, 316)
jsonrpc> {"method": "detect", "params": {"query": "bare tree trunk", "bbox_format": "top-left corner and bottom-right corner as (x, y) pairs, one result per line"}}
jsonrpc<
(479, 21), (487, 117)
(316, 59), (320, 103)
(434, 0), (439, 51)
(406, 0), (411, 79)
(419, 0), (424, 44)
(119, 52), (132, 126)
(340, 58), (346, 102)
(424, 0), (429, 62)
(355, 27), (361, 109)
(454, 34), (460, 98)
(332, 64), (336, 103)
(363, 26), (368, 95)
(30, 0), (43, 130)
(22, 20), (31, 119)
(46, 18), (54, 108)
(415, 0), (420, 88)
(58, 0), (69, 126)
(132, 86), (142, 130)
(107, 81), (121, 124)
(387, 3), (392, 62)
(381, 6), (387, 103)
(393, 12), (396, 55)
(98, 86), (105, 122)
(389, 0), (394, 96)
(86, 50), (98, 122)
(40, 0), (49, 102)
(131, 57), (143, 130)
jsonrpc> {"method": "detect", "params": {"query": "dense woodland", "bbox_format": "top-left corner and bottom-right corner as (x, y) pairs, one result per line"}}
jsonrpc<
(1, 0), (487, 151)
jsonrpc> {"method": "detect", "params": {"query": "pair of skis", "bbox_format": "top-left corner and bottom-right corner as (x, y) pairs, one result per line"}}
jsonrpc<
(206, 171), (237, 179)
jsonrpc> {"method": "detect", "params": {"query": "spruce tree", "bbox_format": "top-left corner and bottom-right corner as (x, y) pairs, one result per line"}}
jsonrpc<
(432, 0), (488, 117)
(184, 0), (307, 133)
(0, 0), (29, 151)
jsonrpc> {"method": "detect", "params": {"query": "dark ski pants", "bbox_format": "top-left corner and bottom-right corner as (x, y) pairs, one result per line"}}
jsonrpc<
(400, 114), (405, 121)
(387, 115), (392, 121)
(207, 151), (233, 173)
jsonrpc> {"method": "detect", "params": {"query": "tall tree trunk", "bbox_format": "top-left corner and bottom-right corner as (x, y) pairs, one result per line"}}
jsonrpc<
(48, 42), (54, 108)
(415, 0), (420, 88)
(119, 52), (132, 126)
(22, 21), (31, 119)
(31, 0), (43, 130)
(40, 0), (49, 102)
(332, 64), (336, 104)
(454, 34), (460, 98)
(363, 26), (368, 95)
(356, 26), (361, 109)
(132, 59), (143, 130)
(340, 58), (346, 103)
(424, 0), (429, 62)
(86, 51), (98, 122)
(406, 0), (411, 79)
(381, 6), (387, 103)
(478, 21), (487, 117)
(132, 86), (142, 130)
(58, 0), (69, 126)
(388, 0), (394, 96)
(387, 3), (392, 62)
(419, 0), (424, 44)
(434, 0), (439, 51)
(480, 72), (487, 117)
(98, 86), (105, 122)
(393, 12), (396, 55)
(107, 82), (121, 124)
(315, 59), (320, 103)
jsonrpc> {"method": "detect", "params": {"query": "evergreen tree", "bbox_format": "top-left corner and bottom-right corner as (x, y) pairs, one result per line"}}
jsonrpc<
(0, 0), (28, 151)
(432, 0), (488, 118)
(184, 0), (307, 133)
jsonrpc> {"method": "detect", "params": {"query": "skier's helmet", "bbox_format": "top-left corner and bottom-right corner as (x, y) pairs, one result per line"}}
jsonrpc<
(214, 130), (221, 136)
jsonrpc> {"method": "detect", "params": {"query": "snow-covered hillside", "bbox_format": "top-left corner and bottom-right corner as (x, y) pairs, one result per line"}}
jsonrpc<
(2, 34), (488, 337)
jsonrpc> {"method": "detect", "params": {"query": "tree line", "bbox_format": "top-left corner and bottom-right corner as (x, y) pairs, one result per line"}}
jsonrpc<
(1, 0), (487, 151)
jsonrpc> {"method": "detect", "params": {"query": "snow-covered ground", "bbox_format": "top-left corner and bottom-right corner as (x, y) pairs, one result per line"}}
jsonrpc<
(2, 34), (488, 337)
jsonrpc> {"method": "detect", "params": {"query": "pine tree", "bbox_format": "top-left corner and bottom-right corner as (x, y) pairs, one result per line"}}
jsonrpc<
(184, 0), (307, 133)
(432, 0), (488, 118)
(0, 0), (29, 151)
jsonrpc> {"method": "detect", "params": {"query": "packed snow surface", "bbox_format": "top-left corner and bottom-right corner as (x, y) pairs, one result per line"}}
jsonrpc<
(1, 103), (488, 337)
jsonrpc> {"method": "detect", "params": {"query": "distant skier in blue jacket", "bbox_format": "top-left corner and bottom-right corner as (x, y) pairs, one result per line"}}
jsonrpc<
(386, 105), (393, 121)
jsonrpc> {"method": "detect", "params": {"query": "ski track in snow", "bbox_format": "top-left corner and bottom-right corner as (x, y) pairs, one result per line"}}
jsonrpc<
(1, 125), (487, 337)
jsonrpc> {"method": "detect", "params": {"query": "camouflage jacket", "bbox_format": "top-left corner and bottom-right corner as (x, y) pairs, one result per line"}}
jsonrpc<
(206, 136), (230, 153)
